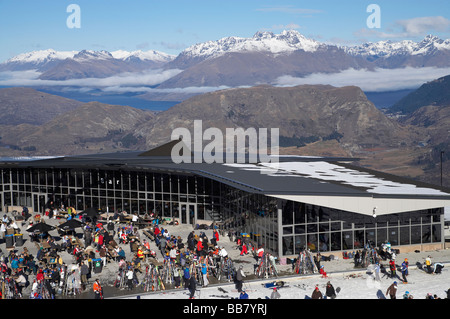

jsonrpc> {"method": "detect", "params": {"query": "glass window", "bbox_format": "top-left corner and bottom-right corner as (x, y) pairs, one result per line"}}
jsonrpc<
(294, 235), (306, 254)
(294, 203), (305, 224)
(307, 234), (318, 252)
(331, 222), (341, 231)
(146, 173), (154, 192)
(432, 224), (441, 243)
(330, 232), (341, 251)
(319, 222), (329, 232)
(122, 172), (130, 190)
(377, 228), (387, 247)
(283, 236), (294, 256)
(318, 233), (330, 251)
(307, 223), (317, 233)
(365, 229), (376, 247)
(388, 227), (399, 245)
(410, 212), (421, 225)
(137, 172), (146, 192)
(294, 225), (305, 234)
(411, 226), (422, 245)
(282, 210), (293, 225)
(400, 227), (410, 245)
(354, 230), (364, 249)
(178, 175), (187, 194)
(422, 225), (432, 243)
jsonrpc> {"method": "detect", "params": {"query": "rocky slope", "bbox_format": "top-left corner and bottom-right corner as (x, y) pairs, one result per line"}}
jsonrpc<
(0, 87), (83, 125)
(136, 84), (414, 151)
(0, 99), (154, 156)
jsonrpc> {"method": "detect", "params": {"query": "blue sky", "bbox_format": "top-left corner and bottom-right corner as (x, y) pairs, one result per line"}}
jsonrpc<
(1, 0), (450, 62)
(0, 0), (449, 62)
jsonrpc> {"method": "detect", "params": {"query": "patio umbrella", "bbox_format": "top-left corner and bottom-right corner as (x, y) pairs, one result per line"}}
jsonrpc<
(26, 222), (55, 234)
(85, 245), (94, 254)
(57, 219), (85, 231)
(82, 207), (100, 218)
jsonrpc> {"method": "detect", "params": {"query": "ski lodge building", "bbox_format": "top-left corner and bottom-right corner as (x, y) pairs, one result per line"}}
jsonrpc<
(1, 140), (449, 258)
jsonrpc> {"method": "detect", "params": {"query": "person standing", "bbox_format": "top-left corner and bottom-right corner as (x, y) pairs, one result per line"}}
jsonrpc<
(235, 265), (246, 292)
(201, 263), (209, 287)
(183, 266), (191, 289)
(188, 276), (197, 299)
(386, 281), (398, 299)
(425, 256), (432, 274)
(389, 259), (397, 278)
(401, 261), (408, 283)
(80, 262), (89, 289)
(93, 279), (103, 299)
(126, 267), (134, 290)
(325, 281), (336, 299)
(173, 266), (181, 289)
(403, 258), (409, 276)
(212, 230), (219, 246)
(374, 262), (381, 282)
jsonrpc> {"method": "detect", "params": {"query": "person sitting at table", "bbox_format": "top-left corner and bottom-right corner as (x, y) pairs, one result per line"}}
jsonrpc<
(36, 247), (45, 262)
(137, 246), (144, 260)
(15, 270), (27, 296)
(118, 247), (126, 261)
(36, 268), (44, 282)
(73, 244), (81, 256)
(142, 239), (151, 251)
(120, 230), (127, 244)
(61, 234), (70, 251)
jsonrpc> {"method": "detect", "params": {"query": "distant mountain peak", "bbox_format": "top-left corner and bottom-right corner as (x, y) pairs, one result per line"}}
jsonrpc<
(344, 34), (450, 57)
(73, 50), (114, 61)
(110, 49), (175, 62)
(4, 49), (77, 64)
(252, 30), (276, 39)
(180, 29), (321, 60)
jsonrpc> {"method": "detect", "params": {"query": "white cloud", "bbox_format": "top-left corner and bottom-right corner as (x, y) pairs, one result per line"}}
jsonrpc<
(0, 68), (182, 90)
(355, 16), (450, 40)
(397, 16), (450, 36)
(273, 67), (450, 92)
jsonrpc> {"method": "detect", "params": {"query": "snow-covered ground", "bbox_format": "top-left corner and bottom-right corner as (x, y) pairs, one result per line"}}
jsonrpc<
(117, 261), (450, 300)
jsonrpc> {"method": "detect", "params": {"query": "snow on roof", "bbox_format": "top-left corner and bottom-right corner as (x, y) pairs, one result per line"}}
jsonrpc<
(225, 161), (449, 196)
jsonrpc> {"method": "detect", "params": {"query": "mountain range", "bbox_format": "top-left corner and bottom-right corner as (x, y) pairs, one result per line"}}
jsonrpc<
(2, 31), (450, 100)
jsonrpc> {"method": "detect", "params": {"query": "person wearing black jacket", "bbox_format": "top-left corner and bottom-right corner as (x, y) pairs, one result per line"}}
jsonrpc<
(325, 281), (336, 299)
(188, 276), (197, 299)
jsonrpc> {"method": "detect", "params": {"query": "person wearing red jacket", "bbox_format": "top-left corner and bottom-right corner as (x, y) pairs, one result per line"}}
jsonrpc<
(389, 259), (397, 278)
(93, 279), (103, 299)
(240, 243), (248, 256)
(197, 239), (204, 256)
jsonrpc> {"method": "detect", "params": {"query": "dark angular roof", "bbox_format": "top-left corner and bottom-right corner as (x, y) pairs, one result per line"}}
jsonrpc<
(1, 140), (449, 200)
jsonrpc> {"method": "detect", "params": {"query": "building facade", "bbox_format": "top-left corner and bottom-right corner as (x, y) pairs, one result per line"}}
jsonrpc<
(1, 149), (449, 258)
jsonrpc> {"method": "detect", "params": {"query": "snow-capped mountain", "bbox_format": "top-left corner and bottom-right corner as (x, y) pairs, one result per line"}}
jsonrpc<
(179, 30), (322, 60)
(5, 49), (77, 64)
(344, 35), (450, 58)
(0, 48), (175, 73)
(2, 30), (450, 86)
(72, 50), (114, 61)
(0, 49), (77, 72)
(111, 50), (175, 63)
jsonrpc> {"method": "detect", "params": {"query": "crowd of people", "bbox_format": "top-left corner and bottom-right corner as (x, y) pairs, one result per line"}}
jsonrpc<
(0, 206), (205, 299)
